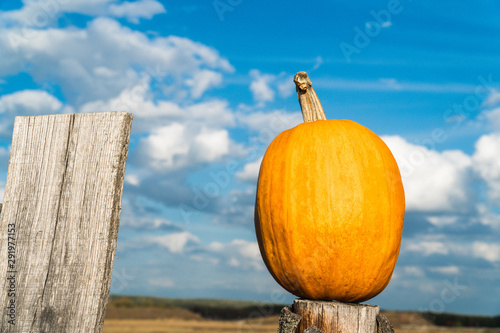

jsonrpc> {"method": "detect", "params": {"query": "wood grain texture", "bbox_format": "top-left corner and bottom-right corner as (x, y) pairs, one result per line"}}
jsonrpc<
(0, 112), (132, 332)
(293, 299), (379, 333)
(376, 314), (395, 333)
(277, 306), (301, 333)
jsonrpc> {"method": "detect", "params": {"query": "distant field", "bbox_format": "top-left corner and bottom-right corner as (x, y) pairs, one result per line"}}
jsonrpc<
(103, 296), (500, 333)
(103, 317), (500, 333)
(103, 317), (278, 333)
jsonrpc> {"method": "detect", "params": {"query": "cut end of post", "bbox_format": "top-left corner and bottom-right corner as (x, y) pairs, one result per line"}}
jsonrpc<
(290, 299), (381, 333)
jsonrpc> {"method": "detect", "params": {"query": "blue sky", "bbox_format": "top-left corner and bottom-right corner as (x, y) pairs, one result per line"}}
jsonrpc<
(0, 0), (500, 317)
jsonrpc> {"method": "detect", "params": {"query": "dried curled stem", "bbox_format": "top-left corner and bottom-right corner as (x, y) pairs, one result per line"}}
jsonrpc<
(294, 71), (327, 122)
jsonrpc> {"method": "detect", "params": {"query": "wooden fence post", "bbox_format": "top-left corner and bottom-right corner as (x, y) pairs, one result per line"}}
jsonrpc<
(0, 112), (133, 332)
(278, 299), (394, 333)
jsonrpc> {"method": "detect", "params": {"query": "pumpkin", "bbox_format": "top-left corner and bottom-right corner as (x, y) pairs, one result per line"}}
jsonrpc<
(254, 72), (405, 303)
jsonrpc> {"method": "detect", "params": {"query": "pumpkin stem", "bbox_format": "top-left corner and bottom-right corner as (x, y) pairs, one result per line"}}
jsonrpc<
(294, 71), (327, 122)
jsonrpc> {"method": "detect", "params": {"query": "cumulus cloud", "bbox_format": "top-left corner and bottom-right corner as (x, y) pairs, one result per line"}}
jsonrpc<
(208, 239), (264, 271)
(236, 110), (302, 136)
(143, 231), (201, 253)
(382, 135), (474, 213)
(247, 71), (296, 105)
(0, 89), (62, 114)
(426, 215), (459, 226)
(277, 75), (295, 98)
(79, 87), (235, 132)
(138, 122), (232, 172)
(405, 240), (450, 256)
(472, 242), (500, 263)
(109, 0), (166, 23)
(473, 133), (500, 202)
(429, 265), (460, 275)
(475, 204), (500, 229)
(481, 107), (500, 129)
(0, 90), (64, 136)
(121, 215), (182, 231)
(0, 0), (165, 27)
(211, 188), (256, 227)
(482, 89), (500, 107)
(0, 18), (233, 105)
(403, 266), (425, 277)
(236, 158), (262, 182)
(249, 69), (275, 105)
(185, 69), (223, 99)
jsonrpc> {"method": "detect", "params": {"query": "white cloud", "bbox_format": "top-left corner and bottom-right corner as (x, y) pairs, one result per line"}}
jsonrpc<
(247, 70), (296, 103)
(143, 231), (200, 253)
(404, 266), (425, 277)
(0, 18), (233, 105)
(405, 240), (449, 256)
(473, 133), (500, 203)
(480, 107), (500, 129)
(429, 266), (460, 275)
(236, 110), (302, 136)
(80, 82), (239, 174)
(482, 89), (500, 107)
(185, 69), (223, 99)
(125, 174), (140, 186)
(249, 69), (275, 105)
(476, 204), (500, 229)
(426, 215), (459, 226)
(79, 86), (235, 130)
(119, 200), (183, 230)
(0, 90), (64, 137)
(0, 0), (165, 27)
(193, 127), (230, 161)
(138, 122), (233, 172)
(143, 123), (190, 168)
(405, 237), (500, 264)
(0, 89), (62, 114)
(109, 0), (166, 24)
(382, 135), (473, 213)
(277, 76), (294, 98)
(44, 0), (114, 16)
(122, 216), (180, 230)
(208, 239), (264, 271)
(236, 158), (262, 182)
(472, 242), (500, 263)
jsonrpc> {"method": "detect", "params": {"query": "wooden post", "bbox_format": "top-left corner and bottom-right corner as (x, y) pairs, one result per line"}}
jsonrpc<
(278, 299), (394, 333)
(0, 112), (132, 332)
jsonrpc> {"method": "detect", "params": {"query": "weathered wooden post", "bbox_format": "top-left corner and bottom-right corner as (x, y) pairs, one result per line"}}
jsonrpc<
(0, 112), (132, 332)
(277, 300), (394, 332)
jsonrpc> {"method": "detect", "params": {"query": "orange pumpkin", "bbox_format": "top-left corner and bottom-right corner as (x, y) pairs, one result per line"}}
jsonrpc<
(254, 72), (405, 303)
